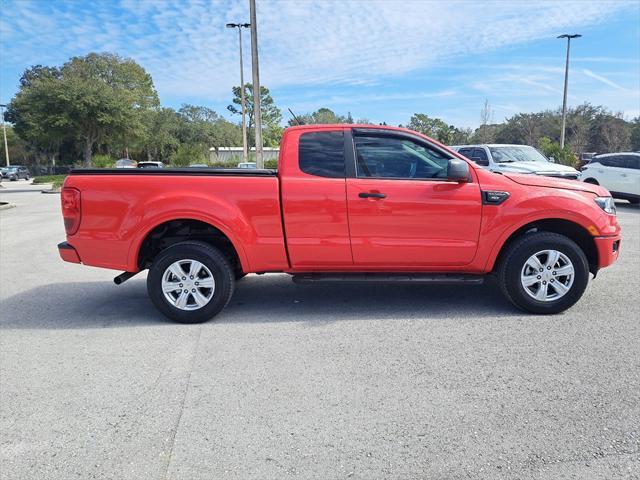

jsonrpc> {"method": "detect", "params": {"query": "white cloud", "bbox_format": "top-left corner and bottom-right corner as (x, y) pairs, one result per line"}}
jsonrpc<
(582, 69), (628, 91)
(1, 0), (637, 102)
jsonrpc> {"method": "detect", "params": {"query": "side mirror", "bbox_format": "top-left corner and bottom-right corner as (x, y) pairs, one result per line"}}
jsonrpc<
(448, 158), (470, 182)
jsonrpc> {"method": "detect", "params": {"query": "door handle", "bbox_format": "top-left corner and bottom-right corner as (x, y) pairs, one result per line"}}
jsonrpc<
(359, 192), (386, 199)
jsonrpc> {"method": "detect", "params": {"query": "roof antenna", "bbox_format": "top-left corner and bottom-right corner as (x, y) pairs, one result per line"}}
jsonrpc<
(288, 108), (303, 125)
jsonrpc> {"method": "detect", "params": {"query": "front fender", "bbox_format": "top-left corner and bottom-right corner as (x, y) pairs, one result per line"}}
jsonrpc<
(478, 188), (619, 272)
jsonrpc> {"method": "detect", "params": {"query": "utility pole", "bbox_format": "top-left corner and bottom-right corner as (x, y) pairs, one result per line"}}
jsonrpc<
(226, 22), (250, 163)
(0, 104), (9, 166)
(558, 34), (581, 149)
(249, 0), (263, 168)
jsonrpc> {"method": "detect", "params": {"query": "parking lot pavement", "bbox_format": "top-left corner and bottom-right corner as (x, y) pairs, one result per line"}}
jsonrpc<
(1, 190), (639, 480)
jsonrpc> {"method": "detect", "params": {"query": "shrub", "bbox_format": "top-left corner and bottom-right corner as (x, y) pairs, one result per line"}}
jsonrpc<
(92, 154), (114, 168)
(538, 137), (576, 166)
(33, 175), (67, 188)
(264, 159), (278, 169)
(171, 144), (206, 167)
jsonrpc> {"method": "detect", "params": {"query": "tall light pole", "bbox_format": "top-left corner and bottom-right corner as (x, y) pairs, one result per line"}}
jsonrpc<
(557, 34), (581, 149)
(226, 22), (250, 163)
(0, 104), (9, 167)
(249, 0), (264, 168)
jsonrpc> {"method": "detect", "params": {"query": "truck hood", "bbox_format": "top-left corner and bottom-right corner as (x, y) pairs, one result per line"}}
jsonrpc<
(493, 161), (578, 175)
(503, 173), (609, 196)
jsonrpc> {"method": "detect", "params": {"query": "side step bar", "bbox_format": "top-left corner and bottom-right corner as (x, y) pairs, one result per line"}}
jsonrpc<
(292, 273), (485, 285)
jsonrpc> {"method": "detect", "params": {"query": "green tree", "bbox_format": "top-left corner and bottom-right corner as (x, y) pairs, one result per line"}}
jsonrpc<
(495, 113), (542, 146)
(288, 107), (352, 126)
(227, 84), (282, 147)
(177, 104), (242, 153)
(406, 113), (456, 143)
(630, 117), (640, 151)
(137, 107), (182, 162)
(0, 125), (32, 165)
(7, 53), (159, 166)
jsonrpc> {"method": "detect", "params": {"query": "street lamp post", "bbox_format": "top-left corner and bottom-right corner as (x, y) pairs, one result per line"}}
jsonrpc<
(0, 104), (9, 166)
(226, 22), (251, 164)
(557, 34), (581, 149)
(249, 0), (263, 168)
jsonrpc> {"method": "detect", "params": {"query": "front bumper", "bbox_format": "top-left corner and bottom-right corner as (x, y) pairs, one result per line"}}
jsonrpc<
(594, 235), (621, 269)
(58, 241), (81, 264)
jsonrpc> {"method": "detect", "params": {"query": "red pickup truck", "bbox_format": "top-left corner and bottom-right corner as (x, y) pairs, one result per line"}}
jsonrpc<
(58, 125), (621, 323)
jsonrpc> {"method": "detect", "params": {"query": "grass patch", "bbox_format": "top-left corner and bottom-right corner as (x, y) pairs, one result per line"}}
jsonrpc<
(33, 175), (67, 188)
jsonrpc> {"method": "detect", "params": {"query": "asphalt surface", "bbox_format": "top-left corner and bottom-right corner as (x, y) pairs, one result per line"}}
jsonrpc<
(1, 181), (639, 479)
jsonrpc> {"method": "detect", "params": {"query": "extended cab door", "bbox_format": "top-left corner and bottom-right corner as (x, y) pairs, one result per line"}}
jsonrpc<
(280, 128), (353, 269)
(345, 129), (482, 267)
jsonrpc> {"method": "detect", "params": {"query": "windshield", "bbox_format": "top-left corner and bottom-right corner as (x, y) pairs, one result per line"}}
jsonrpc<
(489, 146), (549, 163)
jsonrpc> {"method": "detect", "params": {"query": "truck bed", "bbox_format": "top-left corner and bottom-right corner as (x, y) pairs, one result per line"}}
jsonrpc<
(62, 171), (288, 273)
(70, 167), (277, 176)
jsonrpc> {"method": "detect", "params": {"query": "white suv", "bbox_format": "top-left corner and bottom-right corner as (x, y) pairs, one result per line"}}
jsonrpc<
(452, 144), (580, 179)
(580, 153), (640, 204)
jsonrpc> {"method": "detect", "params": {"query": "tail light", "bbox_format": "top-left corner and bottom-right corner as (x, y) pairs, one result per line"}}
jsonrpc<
(61, 187), (81, 235)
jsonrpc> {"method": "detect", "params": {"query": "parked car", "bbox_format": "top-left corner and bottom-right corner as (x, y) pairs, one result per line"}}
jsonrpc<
(1, 165), (30, 181)
(137, 161), (164, 169)
(115, 158), (137, 168)
(579, 153), (640, 204)
(189, 164), (210, 168)
(237, 162), (257, 169)
(451, 144), (580, 179)
(58, 124), (621, 323)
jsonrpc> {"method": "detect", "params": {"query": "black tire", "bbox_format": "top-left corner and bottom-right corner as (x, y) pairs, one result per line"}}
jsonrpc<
(497, 232), (589, 314)
(235, 272), (247, 281)
(583, 178), (599, 185)
(147, 241), (235, 323)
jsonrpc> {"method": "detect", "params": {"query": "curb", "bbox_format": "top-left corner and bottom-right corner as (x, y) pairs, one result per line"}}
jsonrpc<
(41, 189), (61, 194)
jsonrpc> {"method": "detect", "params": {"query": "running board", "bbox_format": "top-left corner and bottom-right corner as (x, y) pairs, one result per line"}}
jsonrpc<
(291, 273), (485, 285)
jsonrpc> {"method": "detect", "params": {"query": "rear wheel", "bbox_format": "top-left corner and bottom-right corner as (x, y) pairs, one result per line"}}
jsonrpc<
(147, 241), (235, 323)
(497, 232), (589, 314)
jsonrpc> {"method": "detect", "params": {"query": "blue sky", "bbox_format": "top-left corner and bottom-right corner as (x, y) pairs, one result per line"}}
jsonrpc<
(1, 0), (638, 128)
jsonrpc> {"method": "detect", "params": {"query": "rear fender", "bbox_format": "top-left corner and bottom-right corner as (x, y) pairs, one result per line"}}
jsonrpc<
(126, 194), (251, 272)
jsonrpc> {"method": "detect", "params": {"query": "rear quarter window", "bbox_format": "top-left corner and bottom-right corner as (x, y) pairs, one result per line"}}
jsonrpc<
(299, 131), (345, 178)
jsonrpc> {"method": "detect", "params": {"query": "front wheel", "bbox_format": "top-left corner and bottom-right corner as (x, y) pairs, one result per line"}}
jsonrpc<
(147, 241), (235, 323)
(497, 232), (589, 314)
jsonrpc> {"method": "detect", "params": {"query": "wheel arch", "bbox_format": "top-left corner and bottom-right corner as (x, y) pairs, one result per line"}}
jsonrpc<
(489, 218), (598, 274)
(131, 217), (249, 275)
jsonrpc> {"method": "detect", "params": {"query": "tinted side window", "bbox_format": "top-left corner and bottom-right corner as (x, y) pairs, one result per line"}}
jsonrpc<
(600, 155), (628, 168)
(624, 155), (640, 170)
(299, 131), (345, 178)
(472, 148), (488, 161)
(458, 148), (472, 157)
(594, 156), (610, 167)
(354, 135), (451, 179)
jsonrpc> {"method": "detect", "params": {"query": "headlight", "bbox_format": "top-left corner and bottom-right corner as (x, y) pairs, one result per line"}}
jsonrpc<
(594, 196), (616, 215)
